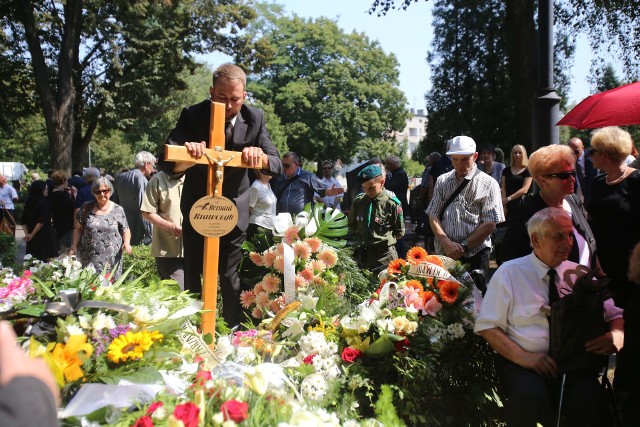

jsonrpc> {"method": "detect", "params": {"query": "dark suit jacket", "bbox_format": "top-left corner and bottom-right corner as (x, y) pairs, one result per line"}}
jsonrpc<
(576, 153), (597, 202)
(166, 101), (282, 230)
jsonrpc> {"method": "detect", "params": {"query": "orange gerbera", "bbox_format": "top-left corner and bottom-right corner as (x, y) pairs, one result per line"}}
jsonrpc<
(405, 279), (424, 292)
(387, 259), (407, 275)
(425, 255), (445, 268)
(421, 290), (436, 304)
(406, 247), (429, 265)
(438, 280), (460, 304)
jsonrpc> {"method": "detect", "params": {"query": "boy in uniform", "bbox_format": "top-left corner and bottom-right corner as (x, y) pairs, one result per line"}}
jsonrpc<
(348, 165), (405, 272)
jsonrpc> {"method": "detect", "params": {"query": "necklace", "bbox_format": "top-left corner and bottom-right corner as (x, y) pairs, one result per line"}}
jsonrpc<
(540, 192), (563, 208)
(605, 164), (627, 185)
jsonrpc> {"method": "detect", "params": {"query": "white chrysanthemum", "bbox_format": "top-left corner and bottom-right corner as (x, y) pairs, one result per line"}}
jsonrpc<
(151, 404), (167, 420)
(92, 312), (116, 331)
(447, 322), (466, 339)
(301, 373), (328, 401)
(66, 325), (84, 336)
(133, 306), (151, 323)
(24, 254), (33, 260)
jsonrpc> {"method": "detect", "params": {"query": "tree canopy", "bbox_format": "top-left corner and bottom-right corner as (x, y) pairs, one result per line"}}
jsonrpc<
(246, 14), (409, 164)
(1, 0), (257, 172)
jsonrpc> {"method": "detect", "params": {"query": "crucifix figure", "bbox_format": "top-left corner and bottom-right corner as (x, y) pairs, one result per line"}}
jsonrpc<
(165, 63), (282, 347)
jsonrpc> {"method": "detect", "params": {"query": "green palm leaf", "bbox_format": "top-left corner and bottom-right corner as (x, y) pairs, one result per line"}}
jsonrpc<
(304, 202), (348, 248)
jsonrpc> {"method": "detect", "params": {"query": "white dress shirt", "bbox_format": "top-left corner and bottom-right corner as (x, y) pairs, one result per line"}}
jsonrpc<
(474, 253), (622, 353)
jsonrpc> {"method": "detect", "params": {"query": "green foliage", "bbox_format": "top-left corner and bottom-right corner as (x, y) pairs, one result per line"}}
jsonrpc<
(121, 245), (159, 283)
(247, 14), (409, 164)
(0, 234), (16, 268)
(0, 115), (50, 170)
(303, 203), (349, 248)
(375, 385), (406, 427)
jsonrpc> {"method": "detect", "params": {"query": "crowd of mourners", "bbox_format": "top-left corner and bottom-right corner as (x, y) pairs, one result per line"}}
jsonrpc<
(1, 62), (640, 427)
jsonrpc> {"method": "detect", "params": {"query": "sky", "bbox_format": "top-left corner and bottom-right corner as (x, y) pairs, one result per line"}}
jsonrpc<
(200, 0), (615, 109)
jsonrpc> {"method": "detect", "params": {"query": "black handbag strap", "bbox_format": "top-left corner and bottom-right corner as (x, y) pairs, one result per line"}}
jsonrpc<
(438, 169), (480, 220)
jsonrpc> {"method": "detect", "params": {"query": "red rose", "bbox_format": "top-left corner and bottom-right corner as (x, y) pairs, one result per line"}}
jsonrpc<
(172, 402), (200, 427)
(145, 401), (164, 417)
(341, 347), (363, 363)
(133, 416), (154, 427)
(221, 399), (250, 423)
(303, 354), (316, 365)
(394, 338), (410, 352)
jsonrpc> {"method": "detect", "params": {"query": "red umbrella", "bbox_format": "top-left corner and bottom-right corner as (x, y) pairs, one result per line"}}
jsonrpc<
(557, 81), (640, 129)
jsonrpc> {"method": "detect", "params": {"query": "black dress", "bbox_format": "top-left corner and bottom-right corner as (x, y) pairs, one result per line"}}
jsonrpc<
(501, 166), (531, 220)
(586, 170), (640, 307)
(49, 189), (74, 250)
(24, 200), (57, 262)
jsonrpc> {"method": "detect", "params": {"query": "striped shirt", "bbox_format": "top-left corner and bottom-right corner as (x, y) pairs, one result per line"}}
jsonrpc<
(426, 166), (504, 257)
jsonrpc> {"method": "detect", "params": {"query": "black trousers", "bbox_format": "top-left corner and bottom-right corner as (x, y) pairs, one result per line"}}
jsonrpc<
(461, 247), (491, 278)
(496, 356), (611, 427)
(182, 221), (245, 328)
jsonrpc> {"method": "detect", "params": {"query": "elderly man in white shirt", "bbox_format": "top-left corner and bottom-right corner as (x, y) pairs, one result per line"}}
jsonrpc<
(475, 207), (623, 427)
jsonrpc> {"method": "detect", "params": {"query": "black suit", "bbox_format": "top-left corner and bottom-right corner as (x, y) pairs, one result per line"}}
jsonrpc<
(575, 152), (597, 202)
(167, 100), (282, 326)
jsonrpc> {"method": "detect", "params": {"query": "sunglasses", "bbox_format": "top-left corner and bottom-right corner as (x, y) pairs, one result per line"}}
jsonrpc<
(283, 163), (294, 169)
(544, 170), (576, 180)
(322, 166), (333, 170)
(94, 189), (111, 195)
(587, 148), (599, 156)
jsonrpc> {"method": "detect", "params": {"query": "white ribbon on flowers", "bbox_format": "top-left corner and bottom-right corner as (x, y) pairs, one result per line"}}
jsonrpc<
(283, 242), (296, 303)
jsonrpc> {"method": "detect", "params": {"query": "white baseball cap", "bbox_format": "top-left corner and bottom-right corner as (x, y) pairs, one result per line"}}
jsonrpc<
(446, 136), (477, 155)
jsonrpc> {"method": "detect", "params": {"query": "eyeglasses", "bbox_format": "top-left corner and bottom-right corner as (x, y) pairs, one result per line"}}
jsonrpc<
(283, 163), (294, 169)
(94, 189), (111, 195)
(544, 170), (576, 180)
(587, 148), (599, 156)
(322, 166), (333, 170)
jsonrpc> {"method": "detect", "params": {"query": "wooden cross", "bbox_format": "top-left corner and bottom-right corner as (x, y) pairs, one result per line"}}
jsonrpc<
(165, 102), (259, 348)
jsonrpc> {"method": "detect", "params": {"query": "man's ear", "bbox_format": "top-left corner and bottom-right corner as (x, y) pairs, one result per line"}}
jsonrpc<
(530, 232), (540, 249)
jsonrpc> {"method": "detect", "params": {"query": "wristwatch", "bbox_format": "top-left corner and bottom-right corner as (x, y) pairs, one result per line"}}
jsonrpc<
(460, 240), (468, 253)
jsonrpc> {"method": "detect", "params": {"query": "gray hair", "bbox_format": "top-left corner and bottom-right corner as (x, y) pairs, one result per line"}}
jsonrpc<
(386, 155), (401, 166)
(90, 177), (114, 195)
(527, 207), (570, 241)
(283, 152), (300, 164)
(134, 151), (157, 169)
(83, 167), (101, 181)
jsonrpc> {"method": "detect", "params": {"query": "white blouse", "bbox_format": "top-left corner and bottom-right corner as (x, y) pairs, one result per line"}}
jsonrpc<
(249, 180), (277, 229)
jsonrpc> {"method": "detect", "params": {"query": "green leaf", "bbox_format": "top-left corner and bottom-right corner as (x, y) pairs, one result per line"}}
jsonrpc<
(304, 202), (348, 248)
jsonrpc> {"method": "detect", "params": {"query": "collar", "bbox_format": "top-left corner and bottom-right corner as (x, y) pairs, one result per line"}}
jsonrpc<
(228, 115), (238, 127)
(529, 252), (573, 282)
(286, 167), (301, 179)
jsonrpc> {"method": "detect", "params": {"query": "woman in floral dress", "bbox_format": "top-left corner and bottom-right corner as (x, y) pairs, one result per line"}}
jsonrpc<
(69, 177), (132, 277)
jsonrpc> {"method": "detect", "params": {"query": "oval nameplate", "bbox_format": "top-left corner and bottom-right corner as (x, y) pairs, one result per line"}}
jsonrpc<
(189, 196), (238, 237)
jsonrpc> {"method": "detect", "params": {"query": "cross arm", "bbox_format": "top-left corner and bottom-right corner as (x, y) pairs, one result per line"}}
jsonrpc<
(164, 144), (261, 169)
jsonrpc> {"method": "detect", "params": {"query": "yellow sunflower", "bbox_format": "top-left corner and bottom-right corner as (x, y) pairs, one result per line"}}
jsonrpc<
(107, 330), (163, 364)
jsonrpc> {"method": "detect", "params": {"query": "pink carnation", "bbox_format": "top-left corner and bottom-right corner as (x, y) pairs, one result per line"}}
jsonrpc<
(402, 287), (425, 310)
(293, 241), (312, 261)
(255, 291), (270, 309)
(304, 237), (323, 252)
(273, 255), (285, 273)
(263, 250), (277, 268)
(261, 274), (281, 294)
(295, 274), (307, 289)
(240, 290), (256, 308)
(251, 307), (264, 319)
(317, 249), (338, 268)
(283, 226), (300, 245)
(249, 252), (264, 266)
(311, 260), (327, 273)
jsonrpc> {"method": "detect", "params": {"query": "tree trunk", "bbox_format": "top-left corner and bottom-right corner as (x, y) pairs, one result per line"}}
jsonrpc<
(15, 0), (83, 175)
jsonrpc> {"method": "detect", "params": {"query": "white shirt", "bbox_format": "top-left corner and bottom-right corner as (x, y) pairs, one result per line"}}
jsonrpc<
(317, 176), (342, 209)
(249, 180), (277, 229)
(474, 253), (622, 354)
(0, 183), (18, 209)
(426, 166), (504, 256)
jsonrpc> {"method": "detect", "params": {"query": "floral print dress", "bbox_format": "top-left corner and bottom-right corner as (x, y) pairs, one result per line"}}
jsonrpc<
(77, 201), (129, 277)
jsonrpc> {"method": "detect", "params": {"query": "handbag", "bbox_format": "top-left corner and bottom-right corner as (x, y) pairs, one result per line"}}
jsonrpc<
(0, 207), (16, 236)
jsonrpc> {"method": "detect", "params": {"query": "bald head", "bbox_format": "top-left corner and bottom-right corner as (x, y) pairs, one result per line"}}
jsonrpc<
(568, 137), (584, 158)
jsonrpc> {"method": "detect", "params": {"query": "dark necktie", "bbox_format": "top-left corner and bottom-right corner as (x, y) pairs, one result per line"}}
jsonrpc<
(225, 121), (233, 149)
(547, 268), (560, 304)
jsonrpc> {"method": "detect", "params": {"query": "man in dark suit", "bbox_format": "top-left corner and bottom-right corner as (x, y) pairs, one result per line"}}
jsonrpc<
(568, 137), (597, 202)
(166, 63), (282, 327)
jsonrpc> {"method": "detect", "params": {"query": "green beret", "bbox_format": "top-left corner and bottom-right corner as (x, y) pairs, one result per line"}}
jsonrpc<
(358, 164), (382, 184)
